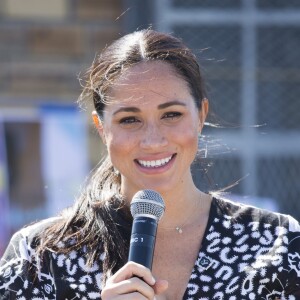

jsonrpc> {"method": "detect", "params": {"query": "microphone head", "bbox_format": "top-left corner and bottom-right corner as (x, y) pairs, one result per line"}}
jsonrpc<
(130, 190), (165, 221)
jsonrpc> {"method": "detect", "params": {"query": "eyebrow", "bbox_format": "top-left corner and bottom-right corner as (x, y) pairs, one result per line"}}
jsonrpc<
(112, 100), (187, 116)
(158, 100), (187, 110)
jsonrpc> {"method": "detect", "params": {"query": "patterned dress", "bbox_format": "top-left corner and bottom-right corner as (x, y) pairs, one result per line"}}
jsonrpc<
(1, 197), (300, 299)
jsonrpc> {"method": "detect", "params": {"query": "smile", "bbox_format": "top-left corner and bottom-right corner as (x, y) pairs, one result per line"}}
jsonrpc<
(137, 155), (173, 168)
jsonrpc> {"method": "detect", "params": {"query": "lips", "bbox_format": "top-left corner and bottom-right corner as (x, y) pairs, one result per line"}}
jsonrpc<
(135, 154), (176, 169)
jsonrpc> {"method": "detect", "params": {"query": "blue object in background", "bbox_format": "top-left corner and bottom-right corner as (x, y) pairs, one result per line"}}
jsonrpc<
(0, 121), (10, 255)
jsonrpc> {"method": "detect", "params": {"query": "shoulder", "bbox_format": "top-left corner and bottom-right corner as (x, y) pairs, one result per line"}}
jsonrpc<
(13, 216), (60, 242)
(17, 216), (60, 238)
(0, 217), (60, 263)
(212, 196), (300, 231)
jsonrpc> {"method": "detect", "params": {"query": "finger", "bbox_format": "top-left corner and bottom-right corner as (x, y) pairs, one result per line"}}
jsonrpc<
(109, 262), (156, 286)
(110, 277), (154, 299)
(102, 291), (148, 300)
(153, 279), (168, 295)
(109, 292), (148, 300)
(104, 277), (155, 299)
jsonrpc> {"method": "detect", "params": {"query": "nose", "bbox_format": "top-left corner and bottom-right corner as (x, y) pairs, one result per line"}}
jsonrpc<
(140, 123), (168, 149)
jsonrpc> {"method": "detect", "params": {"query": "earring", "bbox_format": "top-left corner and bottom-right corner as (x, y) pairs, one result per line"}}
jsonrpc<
(114, 168), (120, 176)
(92, 112), (101, 127)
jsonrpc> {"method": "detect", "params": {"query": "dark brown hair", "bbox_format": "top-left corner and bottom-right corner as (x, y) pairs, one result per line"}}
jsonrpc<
(80, 29), (207, 117)
(37, 29), (207, 285)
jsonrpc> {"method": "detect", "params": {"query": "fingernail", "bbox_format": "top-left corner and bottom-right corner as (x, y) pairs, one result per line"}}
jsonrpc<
(151, 276), (156, 285)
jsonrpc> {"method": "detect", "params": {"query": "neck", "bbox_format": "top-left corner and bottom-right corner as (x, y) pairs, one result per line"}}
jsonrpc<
(120, 171), (211, 229)
(158, 187), (210, 230)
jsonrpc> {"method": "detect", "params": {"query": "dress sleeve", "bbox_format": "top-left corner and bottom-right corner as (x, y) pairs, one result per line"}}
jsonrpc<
(285, 215), (300, 297)
(0, 229), (56, 299)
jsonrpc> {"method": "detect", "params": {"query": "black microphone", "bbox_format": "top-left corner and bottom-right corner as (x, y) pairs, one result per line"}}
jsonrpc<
(128, 190), (165, 270)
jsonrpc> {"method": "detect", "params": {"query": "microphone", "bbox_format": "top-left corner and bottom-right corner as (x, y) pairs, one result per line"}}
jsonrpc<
(128, 189), (165, 270)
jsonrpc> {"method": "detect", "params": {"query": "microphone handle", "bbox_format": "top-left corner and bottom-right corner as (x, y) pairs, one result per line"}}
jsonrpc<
(128, 216), (158, 270)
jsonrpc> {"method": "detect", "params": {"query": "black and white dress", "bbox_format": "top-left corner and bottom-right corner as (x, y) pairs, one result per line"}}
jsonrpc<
(1, 197), (300, 299)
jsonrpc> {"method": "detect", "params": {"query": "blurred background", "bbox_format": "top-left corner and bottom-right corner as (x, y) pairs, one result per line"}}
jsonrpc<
(1, 0), (300, 255)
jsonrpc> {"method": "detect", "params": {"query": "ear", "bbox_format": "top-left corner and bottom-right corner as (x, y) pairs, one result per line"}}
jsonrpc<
(198, 98), (209, 132)
(92, 111), (106, 145)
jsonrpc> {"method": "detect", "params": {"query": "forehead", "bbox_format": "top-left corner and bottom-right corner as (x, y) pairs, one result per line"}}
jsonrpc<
(114, 61), (179, 84)
(106, 61), (193, 106)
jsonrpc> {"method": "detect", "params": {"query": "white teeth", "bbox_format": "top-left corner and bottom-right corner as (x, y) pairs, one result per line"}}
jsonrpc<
(138, 156), (173, 168)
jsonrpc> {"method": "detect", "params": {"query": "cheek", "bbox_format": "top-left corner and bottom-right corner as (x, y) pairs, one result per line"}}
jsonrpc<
(106, 132), (137, 159)
(185, 130), (199, 153)
(171, 125), (199, 154)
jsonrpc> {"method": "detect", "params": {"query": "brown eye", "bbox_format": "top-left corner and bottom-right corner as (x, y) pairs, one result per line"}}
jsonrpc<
(119, 117), (140, 124)
(163, 112), (182, 120)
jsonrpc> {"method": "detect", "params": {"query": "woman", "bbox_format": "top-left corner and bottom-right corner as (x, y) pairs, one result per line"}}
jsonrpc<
(0, 29), (299, 299)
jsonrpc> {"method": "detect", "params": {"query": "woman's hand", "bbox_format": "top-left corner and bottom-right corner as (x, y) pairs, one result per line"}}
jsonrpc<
(101, 261), (168, 299)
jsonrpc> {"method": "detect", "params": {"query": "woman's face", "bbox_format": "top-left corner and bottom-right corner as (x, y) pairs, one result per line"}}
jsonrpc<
(96, 61), (208, 197)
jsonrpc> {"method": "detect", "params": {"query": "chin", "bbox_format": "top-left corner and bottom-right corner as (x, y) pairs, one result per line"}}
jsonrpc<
(137, 180), (176, 195)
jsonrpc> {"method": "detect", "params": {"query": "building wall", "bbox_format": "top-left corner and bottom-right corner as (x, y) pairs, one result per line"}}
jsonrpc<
(152, 0), (300, 220)
(0, 0), (123, 163)
(0, 0), (122, 101)
(0, 0), (124, 254)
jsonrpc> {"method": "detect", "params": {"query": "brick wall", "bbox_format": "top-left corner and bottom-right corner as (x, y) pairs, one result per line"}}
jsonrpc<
(0, 0), (123, 104)
(0, 1), (126, 245)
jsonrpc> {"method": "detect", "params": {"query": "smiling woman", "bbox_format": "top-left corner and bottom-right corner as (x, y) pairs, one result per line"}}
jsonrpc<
(94, 61), (207, 196)
(0, 29), (300, 299)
